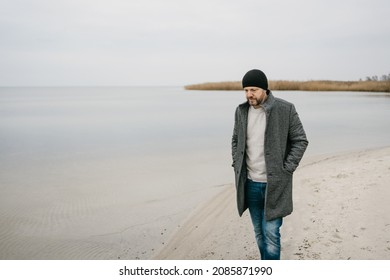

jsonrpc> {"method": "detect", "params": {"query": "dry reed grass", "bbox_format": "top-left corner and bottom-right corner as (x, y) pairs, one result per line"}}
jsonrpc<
(185, 80), (390, 92)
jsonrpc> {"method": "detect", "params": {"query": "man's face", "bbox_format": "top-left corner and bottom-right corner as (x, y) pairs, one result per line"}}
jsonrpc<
(244, 87), (267, 108)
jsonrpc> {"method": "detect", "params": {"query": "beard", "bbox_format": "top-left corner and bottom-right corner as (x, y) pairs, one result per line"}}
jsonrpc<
(247, 96), (264, 106)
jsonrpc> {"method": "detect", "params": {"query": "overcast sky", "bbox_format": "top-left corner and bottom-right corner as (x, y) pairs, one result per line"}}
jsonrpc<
(1, 0), (389, 86)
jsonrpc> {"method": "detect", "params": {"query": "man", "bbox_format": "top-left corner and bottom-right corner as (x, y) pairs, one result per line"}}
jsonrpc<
(231, 69), (308, 260)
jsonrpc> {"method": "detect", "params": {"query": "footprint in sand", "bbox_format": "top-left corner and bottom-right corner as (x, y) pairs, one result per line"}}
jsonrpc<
(336, 173), (349, 179)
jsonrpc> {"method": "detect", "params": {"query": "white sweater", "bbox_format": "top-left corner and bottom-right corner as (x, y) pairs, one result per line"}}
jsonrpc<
(246, 106), (267, 182)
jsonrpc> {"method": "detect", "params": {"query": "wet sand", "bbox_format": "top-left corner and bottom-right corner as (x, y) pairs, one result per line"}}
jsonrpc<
(0, 153), (229, 260)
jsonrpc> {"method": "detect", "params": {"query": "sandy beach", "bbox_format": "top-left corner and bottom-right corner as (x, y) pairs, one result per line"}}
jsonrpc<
(1, 145), (389, 260)
(153, 146), (390, 260)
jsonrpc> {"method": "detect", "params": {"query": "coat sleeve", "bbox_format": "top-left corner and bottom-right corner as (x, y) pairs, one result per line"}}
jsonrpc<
(231, 107), (239, 167)
(284, 105), (309, 173)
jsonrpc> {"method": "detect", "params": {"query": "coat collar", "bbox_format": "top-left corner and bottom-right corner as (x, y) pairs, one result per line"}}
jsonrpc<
(262, 91), (275, 112)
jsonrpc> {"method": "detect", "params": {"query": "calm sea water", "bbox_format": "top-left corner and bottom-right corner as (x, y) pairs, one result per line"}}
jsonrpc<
(1, 87), (389, 160)
(0, 87), (389, 259)
(1, 86), (390, 211)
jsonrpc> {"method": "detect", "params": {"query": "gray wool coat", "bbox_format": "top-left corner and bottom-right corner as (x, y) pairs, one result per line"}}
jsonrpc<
(231, 91), (308, 221)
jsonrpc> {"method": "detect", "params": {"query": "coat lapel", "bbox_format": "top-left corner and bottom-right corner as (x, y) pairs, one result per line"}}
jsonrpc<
(240, 102), (249, 139)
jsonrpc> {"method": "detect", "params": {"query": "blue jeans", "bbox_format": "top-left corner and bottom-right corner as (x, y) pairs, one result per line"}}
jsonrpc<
(245, 179), (283, 260)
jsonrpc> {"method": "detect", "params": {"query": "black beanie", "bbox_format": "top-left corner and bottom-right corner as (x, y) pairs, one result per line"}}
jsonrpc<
(242, 69), (268, 90)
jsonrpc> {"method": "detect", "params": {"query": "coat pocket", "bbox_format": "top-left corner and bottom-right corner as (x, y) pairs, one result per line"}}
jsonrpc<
(282, 165), (293, 175)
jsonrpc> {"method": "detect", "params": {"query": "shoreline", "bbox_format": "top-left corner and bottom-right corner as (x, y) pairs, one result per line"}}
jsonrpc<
(152, 146), (390, 260)
(184, 80), (390, 92)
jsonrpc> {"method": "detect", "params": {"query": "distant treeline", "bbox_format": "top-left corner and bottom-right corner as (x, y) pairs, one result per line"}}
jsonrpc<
(185, 79), (390, 93)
